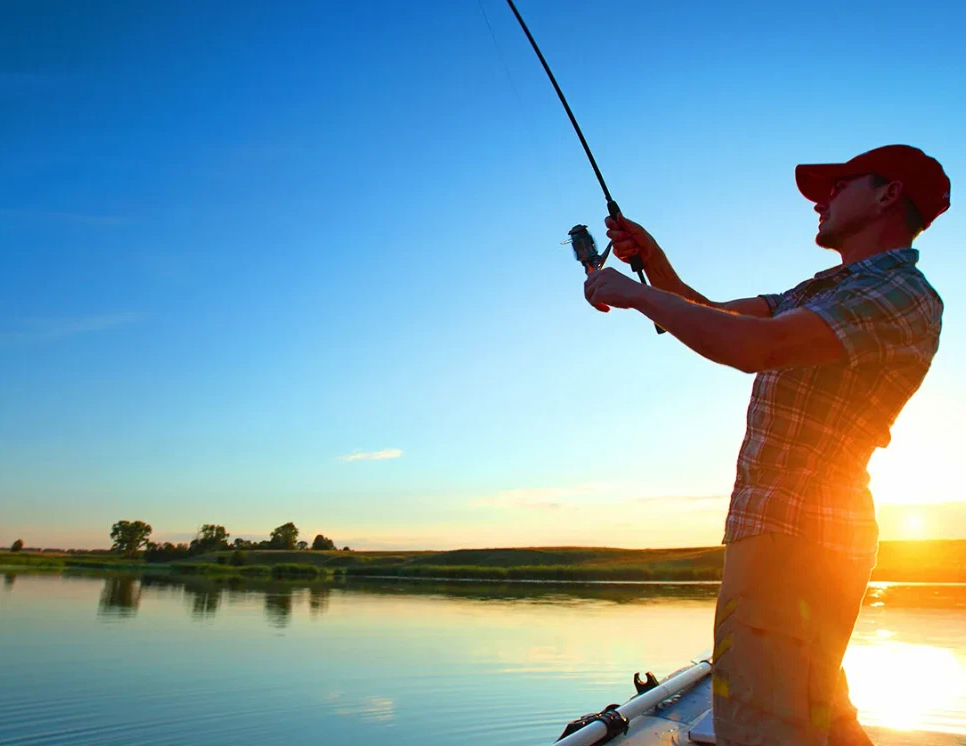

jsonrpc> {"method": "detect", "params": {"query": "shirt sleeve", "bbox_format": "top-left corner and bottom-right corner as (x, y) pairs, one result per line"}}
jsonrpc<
(800, 273), (940, 369)
(757, 292), (784, 316)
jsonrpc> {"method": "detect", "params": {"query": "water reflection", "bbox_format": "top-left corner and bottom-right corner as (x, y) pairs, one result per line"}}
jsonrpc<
(265, 588), (293, 627)
(127, 575), (336, 624)
(97, 576), (142, 618)
(2, 572), (964, 743)
(188, 586), (222, 618)
(309, 586), (331, 617)
(841, 583), (966, 734)
(845, 635), (966, 733)
(3, 573), (15, 590)
(339, 578), (723, 605)
(863, 582), (966, 610)
(323, 691), (396, 723)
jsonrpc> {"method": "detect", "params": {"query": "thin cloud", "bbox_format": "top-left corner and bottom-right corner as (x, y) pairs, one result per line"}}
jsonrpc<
(473, 496), (564, 511)
(470, 483), (610, 511)
(470, 484), (728, 513)
(0, 313), (142, 345)
(633, 494), (730, 512)
(0, 208), (132, 226)
(338, 448), (403, 462)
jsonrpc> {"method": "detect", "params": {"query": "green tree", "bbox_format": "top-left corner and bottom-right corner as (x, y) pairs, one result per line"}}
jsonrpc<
(270, 522), (299, 550)
(312, 533), (335, 551)
(110, 520), (153, 557)
(10, 539), (24, 552)
(189, 524), (230, 554)
(144, 542), (190, 563)
(296, 540), (308, 551)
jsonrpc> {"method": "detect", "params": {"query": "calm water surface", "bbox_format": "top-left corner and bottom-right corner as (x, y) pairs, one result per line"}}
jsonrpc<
(1, 573), (964, 745)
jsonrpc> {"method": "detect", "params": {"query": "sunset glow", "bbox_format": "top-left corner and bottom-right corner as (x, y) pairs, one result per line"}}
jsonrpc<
(844, 640), (966, 733)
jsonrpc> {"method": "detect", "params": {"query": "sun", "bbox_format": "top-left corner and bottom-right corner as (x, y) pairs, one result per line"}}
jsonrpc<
(903, 510), (925, 539)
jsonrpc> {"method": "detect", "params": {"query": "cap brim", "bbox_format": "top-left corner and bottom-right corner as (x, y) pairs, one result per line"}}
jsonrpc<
(795, 163), (850, 203)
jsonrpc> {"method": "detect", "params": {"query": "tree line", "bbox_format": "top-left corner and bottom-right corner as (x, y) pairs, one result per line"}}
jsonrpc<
(107, 520), (349, 561)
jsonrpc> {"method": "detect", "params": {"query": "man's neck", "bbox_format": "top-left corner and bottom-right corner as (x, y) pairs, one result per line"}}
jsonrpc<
(835, 224), (912, 267)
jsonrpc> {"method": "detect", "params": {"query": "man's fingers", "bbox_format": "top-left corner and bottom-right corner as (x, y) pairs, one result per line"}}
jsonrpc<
(587, 285), (610, 312)
(613, 245), (639, 263)
(606, 234), (636, 249)
(585, 270), (612, 312)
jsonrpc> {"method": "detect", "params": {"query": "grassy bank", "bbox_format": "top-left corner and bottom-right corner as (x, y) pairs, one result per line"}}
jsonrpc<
(6, 539), (964, 583)
(188, 546), (725, 582)
(169, 561), (339, 581)
(0, 552), (150, 571)
(188, 539), (966, 583)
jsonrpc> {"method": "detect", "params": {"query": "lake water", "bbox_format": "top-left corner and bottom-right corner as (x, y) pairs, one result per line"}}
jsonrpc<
(1, 572), (965, 745)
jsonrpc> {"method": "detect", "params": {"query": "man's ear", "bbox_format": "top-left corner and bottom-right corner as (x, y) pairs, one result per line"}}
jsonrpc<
(877, 179), (905, 210)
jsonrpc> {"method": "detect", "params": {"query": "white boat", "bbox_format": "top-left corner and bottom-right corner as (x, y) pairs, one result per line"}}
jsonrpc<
(547, 653), (966, 746)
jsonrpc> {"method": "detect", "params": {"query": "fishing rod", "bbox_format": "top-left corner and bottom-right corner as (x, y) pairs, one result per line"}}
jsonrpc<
(504, 0), (665, 334)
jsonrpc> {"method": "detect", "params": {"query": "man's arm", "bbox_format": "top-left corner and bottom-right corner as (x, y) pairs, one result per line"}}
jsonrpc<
(605, 216), (773, 318)
(648, 254), (772, 317)
(583, 269), (842, 372)
(629, 284), (845, 373)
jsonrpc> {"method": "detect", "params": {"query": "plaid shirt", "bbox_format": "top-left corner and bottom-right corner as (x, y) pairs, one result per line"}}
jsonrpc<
(724, 248), (943, 563)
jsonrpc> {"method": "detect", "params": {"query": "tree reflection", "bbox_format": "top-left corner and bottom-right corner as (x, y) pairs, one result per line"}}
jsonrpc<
(186, 584), (222, 619)
(98, 576), (142, 618)
(3, 572), (15, 590)
(309, 586), (331, 618)
(265, 589), (293, 628)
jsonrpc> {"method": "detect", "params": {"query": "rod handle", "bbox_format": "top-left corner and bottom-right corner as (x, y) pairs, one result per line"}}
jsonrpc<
(606, 200), (665, 335)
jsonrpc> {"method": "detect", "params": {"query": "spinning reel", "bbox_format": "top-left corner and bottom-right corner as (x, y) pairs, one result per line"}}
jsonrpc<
(563, 224), (611, 275)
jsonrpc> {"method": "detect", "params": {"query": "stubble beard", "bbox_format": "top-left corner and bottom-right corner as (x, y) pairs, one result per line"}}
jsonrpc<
(815, 213), (867, 251)
(815, 224), (841, 250)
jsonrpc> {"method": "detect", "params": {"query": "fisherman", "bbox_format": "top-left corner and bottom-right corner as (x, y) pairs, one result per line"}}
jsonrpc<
(584, 144), (951, 746)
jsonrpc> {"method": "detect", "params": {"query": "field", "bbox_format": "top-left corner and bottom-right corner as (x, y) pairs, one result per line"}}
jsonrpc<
(3, 539), (964, 582)
(186, 539), (966, 582)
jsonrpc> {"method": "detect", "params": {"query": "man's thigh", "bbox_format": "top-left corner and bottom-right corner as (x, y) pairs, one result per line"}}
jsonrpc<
(711, 533), (872, 746)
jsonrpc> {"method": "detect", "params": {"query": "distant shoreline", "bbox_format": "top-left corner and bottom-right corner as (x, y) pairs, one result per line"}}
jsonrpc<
(3, 538), (965, 583)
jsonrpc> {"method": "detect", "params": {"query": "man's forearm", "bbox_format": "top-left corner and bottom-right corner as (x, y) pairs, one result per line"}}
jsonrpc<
(642, 249), (722, 309)
(631, 284), (770, 373)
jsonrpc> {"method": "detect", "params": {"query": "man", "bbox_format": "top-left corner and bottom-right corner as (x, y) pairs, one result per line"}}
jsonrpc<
(584, 144), (950, 746)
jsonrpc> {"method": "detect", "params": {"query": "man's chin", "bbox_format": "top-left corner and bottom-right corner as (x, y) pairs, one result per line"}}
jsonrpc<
(815, 226), (839, 249)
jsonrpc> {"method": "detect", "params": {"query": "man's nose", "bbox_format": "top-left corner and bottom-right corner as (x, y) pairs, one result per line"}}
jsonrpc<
(814, 200), (828, 214)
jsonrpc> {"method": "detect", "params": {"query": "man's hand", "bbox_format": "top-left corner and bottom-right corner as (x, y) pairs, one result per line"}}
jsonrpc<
(605, 215), (661, 266)
(584, 268), (646, 313)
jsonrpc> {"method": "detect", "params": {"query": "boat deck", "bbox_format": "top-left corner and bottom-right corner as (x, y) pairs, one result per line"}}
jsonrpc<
(599, 672), (965, 746)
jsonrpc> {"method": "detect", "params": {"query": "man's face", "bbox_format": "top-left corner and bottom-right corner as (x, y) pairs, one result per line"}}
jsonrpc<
(813, 174), (882, 249)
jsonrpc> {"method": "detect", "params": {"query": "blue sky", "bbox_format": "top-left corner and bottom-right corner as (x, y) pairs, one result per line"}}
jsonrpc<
(2, 0), (965, 550)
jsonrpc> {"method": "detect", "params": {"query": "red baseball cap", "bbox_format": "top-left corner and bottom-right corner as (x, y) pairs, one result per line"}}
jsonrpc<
(795, 144), (951, 230)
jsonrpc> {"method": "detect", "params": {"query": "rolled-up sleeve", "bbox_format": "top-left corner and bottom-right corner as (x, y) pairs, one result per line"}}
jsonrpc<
(801, 273), (940, 369)
(758, 292), (785, 316)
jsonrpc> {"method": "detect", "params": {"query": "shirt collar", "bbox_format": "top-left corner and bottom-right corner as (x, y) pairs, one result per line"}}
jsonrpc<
(813, 247), (919, 280)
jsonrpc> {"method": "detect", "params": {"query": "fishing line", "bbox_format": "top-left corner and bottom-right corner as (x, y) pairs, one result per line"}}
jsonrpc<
(502, 0), (664, 334)
(476, 0), (565, 209)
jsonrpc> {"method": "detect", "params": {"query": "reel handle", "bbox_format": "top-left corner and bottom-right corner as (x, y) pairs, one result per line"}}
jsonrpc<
(607, 200), (666, 335)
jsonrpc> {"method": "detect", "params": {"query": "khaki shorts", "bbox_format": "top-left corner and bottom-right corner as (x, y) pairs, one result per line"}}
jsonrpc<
(712, 532), (874, 746)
